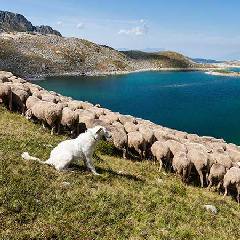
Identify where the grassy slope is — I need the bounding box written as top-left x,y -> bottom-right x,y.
1,106 -> 240,240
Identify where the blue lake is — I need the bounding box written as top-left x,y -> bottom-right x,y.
34,70 -> 240,144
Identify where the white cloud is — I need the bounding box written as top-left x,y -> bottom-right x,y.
118,23 -> 149,36
76,23 -> 85,29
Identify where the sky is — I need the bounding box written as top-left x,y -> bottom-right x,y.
1,0 -> 240,60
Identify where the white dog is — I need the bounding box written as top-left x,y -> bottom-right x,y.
22,126 -> 111,175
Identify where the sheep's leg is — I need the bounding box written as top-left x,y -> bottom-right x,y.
123,148 -> 127,159
182,168 -> 188,183
42,121 -> 46,129
158,159 -> 163,172
9,92 -> 13,111
223,186 -> 228,198
217,181 -> 222,194
207,177 -> 213,191
236,183 -> 240,204
199,171 -> 204,187
21,104 -> 26,116
51,126 -> 56,135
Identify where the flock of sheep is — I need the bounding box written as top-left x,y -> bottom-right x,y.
1,70 -> 240,203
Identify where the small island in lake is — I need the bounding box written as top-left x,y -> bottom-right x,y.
206,69 -> 240,77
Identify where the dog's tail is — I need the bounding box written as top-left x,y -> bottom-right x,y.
21,152 -> 47,164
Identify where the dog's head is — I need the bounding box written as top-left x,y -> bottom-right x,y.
92,125 -> 112,141
25,109 -> 33,120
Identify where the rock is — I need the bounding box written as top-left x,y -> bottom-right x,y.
203,204 -> 218,214
62,181 -> 71,188
34,25 -> 62,37
0,10 -> 34,32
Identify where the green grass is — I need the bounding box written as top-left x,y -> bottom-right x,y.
1,106 -> 240,240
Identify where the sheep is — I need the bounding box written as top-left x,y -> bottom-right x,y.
25,101 -> 63,135
88,106 -> 105,118
207,163 -> 226,191
26,95 -> 41,111
119,114 -> 137,125
226,148 -> 240,164
7,83 -> 30,115
68,100 -> 93,111
127,131 -> 145,159
187,143 -> 211,187
223,167 -> 240,203
109,122 -> 128,158
211,149 -> 233,170
153,128 -> 179,142
187,133 -> 201,142
138,124 -> 155,158
23,82 -> 43,95
99,112 -> 120,125
0,83 -> 12,110
124,121 -> 139,133
75,109 -> 97,132
165,140 -> 187,156
60,107 -> 79,136
174,130 -> 188,139
172,152 -> 192,182
0,75 -> 10,83
0,71 -> 13,79
151,141 -> 171,171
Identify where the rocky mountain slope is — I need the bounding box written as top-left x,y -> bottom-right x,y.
0,32 -> 203,77
0,10 -> 204,77
0,10 -> 61,36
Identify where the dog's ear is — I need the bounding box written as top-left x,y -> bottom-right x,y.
95,127 -> 103,134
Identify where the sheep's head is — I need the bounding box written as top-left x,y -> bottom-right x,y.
25,109 -> 33,120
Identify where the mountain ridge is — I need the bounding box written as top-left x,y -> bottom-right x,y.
0,10 -> 61,36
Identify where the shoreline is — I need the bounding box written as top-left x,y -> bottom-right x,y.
27,67 -> 219,81
205,71 -> 240,77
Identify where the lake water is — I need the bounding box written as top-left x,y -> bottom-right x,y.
34,70 -> 240,144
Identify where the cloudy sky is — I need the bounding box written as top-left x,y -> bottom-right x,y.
1,0 -> 240,60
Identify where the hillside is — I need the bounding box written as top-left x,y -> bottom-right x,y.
0,32 -> 203,77
0,32 -> 132,77
0,10 -> 204,77
1,106 -> 240,239
123,50 -> 198,69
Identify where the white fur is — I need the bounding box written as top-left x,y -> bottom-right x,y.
22,126 -> 111,175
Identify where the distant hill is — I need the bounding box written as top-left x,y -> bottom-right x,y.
123,50 -> 198,69
118,48 -> 165,53
0,10 -> 61,36
192,58 -> 223,64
